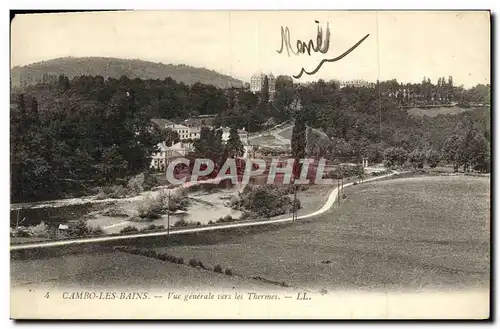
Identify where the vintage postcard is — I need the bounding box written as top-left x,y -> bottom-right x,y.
10,10 -> 490,319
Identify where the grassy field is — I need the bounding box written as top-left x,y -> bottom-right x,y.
153,175 -> 490,291
248,134 -> 288,147
11,174 -> 489,292
407,106 -> 471,117
10,247 -> 272,290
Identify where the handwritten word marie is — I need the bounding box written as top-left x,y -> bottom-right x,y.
277,20 -> 370,79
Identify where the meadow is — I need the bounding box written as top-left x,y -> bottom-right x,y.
153,175 -> 490,291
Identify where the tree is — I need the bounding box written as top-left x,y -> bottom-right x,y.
469,131 -> 490,172
408,149 -> 425,170
193,127 -> 214,158
273,75 -> 295,120
426,149 -> 440,168
261,75 -> 269,103
442,134 -> 465,172
225,127 -> 244,158
161,127 -> 180,147
291,113 -> 306,160
383,147 -> 407,168
364,143 -> 385,164
98,145 -> 128,183
305,127 -> 318,157
291,111 -> 307,178
212,128 -> 225,166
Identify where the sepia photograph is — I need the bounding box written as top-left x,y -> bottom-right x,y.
9,9 -> 491,319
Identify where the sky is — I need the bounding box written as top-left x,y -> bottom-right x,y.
11,11 -> 490,88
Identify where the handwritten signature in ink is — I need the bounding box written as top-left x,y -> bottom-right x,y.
277,21 -> 370,79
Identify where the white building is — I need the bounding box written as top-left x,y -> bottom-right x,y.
150,141 -> 193,171
164,121 -> 201,141
218,127 -> 252,158
219,127 -> 249,145
339,79 -> 375,89
167,123 -> 190,141
250,72 -> 276,100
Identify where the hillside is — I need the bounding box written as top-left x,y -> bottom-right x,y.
10,57 -> 243,89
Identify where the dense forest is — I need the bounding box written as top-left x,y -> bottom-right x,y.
10,73 -> 490,202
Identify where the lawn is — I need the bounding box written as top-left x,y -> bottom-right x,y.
276,126 -> 293,140
248,134 -> 288,147
407,106 -> 471,117
154,175 -> 490,292
10,247 -> 270,290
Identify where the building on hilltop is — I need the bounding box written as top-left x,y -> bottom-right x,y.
250,72 -> 276,101
339,79 -> 375,89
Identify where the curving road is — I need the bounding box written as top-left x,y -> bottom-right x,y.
10,171 -> 399,251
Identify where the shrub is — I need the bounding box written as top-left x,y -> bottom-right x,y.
196,221 -> 201,226
197,260 -> 205,269
224,269 -> 233,276
208,220 -> 213,225
140,224 -> 165,232
129,248 -> 141,255
143,172 -> 160,191
102,206 -> 129,217
176,258 -> 184,264
408,149 -> 426,170
127,173 -> 145,194
137,196 -> 164,219
229,195 -> 241,208
157,188 -> 190,212
11,226 -> 32,238
157,253 -> 167,261
239,212 -> 252,221
239,185 -> 304,218
426,149 -> 441,168
94,188 -> 108,200
120,225 -> 139,234
215,215 -> 237,223
173,219 -> 189,227
383,147 -> 408,168
107,185 -> 129,199
29,221 -> 50,238
214,264 -> 223,273
89,226 -> 104,236
67,219 -> 90,237
189,258 -> 197,267
144,250 -> 157,258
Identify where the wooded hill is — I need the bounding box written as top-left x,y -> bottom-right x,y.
11,57 -> 243,89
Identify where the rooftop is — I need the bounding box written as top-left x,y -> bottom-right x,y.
218,126 -> 247,134
251,72 -> 275,79
150,118 -> 174,129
